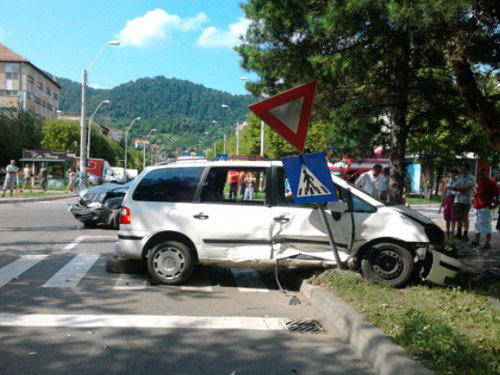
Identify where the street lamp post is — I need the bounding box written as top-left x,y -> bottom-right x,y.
221,104 -> 241,155
87,99 -> 110,158
143,129 -> 156,169
79,40 -> 120,189
123,117 -> 141,181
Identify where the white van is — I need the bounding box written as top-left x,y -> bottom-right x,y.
114,159 -> 461,287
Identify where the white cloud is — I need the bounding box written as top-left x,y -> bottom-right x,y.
118,9 -> 208,47
197,18 -> 250,48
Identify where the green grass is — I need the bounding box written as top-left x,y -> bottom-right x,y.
407,195 -> 442,205
316,270 -> 500,375
0,192 -> 70,198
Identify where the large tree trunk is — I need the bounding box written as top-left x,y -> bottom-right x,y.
449,36 -> 500,152
388,105 -> 409,205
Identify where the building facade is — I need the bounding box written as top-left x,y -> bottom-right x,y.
0,43 -> 60,120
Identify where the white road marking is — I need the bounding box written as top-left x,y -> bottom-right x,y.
0,255 -> 48,287
0,313 -> 286,330
63,235 -> 116,251
113,274 -> 147,290
43,254 -> 100,288
180,285 -> 214,292
231,268 -> 269,293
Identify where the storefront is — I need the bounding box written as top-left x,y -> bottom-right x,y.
20,149 -> 75,187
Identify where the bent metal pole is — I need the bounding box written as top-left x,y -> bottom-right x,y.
316,202 -> 343,269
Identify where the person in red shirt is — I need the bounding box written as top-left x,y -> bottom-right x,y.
471,169 -> 499,249
228,171 -> 239,200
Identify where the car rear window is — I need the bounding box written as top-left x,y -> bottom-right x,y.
132,167 -> 204,202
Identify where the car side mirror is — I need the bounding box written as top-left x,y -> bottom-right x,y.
327,200 -> 349,213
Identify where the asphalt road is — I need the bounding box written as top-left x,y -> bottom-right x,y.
0,198 -> 375,375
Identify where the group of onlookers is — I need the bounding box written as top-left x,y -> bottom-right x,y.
354,164 -> 391,202
440,164 -> 499,249
1,159 -> 50,197
228,171 -> 258,201
1,159 -> 77,197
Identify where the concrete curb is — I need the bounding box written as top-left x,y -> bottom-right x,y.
300,280 -> 432,375
0,194 -> 76,204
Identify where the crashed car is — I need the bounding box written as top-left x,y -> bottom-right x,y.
68,181 -> 132,229
113,159 -> 461,287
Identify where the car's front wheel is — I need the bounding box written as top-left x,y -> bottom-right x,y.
147,241 -> 194,285
361,242 -> 414,287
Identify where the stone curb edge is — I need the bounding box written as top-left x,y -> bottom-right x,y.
0,194 -> 77,204
300,280 -> 433,375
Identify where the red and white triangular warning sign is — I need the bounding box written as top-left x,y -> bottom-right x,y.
248,81 -> 317,152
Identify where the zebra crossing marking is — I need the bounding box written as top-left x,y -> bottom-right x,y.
180,285 -> 214,292
113,274 -> 148,290
0,313 -> 286,330
43,254 -> 100,288
0,255 -> 48,287
231,268 -> 269,293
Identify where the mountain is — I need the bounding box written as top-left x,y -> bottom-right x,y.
57,76 -> 255,150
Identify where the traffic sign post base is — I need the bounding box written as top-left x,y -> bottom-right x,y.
316,203 -> 344,270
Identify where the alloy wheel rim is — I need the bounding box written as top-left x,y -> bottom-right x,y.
153,247 -> 185,280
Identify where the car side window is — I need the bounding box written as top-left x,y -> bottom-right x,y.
337,186 -> 376,213
201,167 -> 267,205
276,167 -> 314,207
132,167 -> 204,202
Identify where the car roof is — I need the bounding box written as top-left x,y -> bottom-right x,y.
151,159 -> 279,169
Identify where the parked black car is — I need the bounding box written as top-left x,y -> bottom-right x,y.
68,181 -> 132,229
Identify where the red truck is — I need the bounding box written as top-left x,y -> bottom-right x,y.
75,158 -> 118,185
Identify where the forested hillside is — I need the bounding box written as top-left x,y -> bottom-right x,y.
57,76 -> 254,151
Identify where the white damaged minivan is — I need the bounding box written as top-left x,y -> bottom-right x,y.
114,159 -> 462,287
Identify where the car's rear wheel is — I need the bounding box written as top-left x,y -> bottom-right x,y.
147,241 -> 194,285
361,242 -> 414,287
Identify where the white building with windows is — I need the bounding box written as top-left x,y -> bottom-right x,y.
0,43 -> 60,119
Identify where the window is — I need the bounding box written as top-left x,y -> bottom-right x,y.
0,90 -> 18,96
37,82 -> 43,90
46,87 -> 51,96
200,167 -> 268,205
27,75 -> 34,84
47,103 -> 53,111
53,93 -> 58,100
34,95 -> 41,105
132,167 -> 204,202
6,72 -> 19,79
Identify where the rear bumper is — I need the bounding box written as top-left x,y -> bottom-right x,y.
114,234 -> 144,260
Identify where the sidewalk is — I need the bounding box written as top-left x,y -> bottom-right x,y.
0,193 -> 76,204
411,204 -> 500,274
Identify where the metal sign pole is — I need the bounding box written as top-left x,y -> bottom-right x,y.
316,203 -> 344,269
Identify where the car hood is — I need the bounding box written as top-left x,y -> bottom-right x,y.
79,182 -> 131,203
391,205 -> 433,225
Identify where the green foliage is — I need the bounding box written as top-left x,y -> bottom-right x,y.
58,76 -> 254,153
0,110 -> 43,166
41,120 -> 124,165
318,270 -> 500,375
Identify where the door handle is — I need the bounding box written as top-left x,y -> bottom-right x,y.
274,215 -> 290,223
193,213 -> 209,220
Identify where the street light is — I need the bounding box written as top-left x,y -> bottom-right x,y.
79,40 -> 120,189
240,76 -> 265,156
124,117 -> 141,180
221,103 -> 241,155
87,99 -> 110,157
143,128 -> 157,169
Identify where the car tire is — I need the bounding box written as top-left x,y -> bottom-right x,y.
147,241 -> 194,285
105,254 -> 146,274
361,242 -> 414,287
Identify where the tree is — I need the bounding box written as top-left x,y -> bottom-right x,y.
0,110 -> 42,166
237,0 -> 494,204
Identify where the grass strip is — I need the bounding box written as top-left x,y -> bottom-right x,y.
316,270 -> 500,375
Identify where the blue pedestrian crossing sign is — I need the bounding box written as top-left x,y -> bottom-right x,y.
281,152 -> 338,204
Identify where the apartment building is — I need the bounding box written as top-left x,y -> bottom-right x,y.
0,43 -> 60,119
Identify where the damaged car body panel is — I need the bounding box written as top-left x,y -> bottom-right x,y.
68,182 -> 131,228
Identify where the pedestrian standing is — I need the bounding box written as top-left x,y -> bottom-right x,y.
439,168 -> 459,237
238,171 -> 246,199
23,163 -> 33,192
378,167 -> 390,202
452,164 -> 475,241
66,168 -> 77,193
228,170 -> 239,200
1,160 -> 19,197
244,172 -> 256,201
470,169 -> 499,249
355,164 -> 383,198
38,166 -> 49,192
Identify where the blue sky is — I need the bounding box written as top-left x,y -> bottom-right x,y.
0,0 -> 256,94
